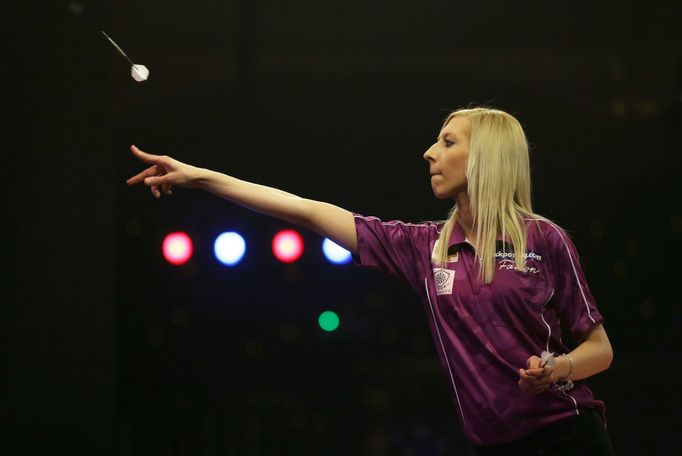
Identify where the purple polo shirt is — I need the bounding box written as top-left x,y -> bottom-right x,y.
352,214 -> 606,445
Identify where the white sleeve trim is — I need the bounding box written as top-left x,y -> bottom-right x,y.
353,214 -> 440,230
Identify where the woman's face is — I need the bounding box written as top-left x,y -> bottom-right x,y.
423,116 -> 470,200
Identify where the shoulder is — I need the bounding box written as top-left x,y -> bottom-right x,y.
352,213 -> 444,254
352,214 -> 443,239
524,217 -> 572,245
524,217 -> 581,269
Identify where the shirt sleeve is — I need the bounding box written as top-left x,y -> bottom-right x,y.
544,222 -> 605,340
352,213 -> 435,291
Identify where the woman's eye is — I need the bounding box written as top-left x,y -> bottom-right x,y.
444,139 -> 454,147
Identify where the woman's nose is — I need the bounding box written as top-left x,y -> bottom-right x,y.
423,144 -> 436,162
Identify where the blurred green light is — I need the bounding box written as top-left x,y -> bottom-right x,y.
318,311 -> 340,332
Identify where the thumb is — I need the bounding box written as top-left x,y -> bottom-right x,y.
526,356 -> 541,369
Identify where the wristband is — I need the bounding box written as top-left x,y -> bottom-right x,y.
553,353 -> 574,392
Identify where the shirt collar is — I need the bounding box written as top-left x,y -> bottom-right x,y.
447,221 -> 510,250
448,221 -> 467,247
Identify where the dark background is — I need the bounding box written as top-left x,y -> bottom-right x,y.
3,1 -> 681,454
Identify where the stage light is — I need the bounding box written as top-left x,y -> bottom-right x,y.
214,231 -> 246,266
322,238 -> 352,264
318,310 -> 340,332
162,232 -> 193,266
272,229 -> 304,263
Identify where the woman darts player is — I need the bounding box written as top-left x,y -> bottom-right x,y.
127,107 -> 615,454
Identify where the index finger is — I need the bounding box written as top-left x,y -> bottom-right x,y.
126,165 -> 157,185
130,145 -> 160,164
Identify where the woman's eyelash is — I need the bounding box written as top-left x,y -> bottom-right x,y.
444,139 -> 454,146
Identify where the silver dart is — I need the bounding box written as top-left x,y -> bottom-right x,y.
101,30 -> 149,81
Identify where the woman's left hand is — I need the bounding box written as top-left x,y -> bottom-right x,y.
518,355 -> 554,394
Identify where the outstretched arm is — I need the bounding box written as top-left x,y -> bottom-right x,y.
126,145 -> 358,254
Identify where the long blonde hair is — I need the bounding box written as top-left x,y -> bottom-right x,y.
432,107 -> 542,283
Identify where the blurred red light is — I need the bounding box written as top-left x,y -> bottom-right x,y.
272,229 -> 304,263
162,232 -> 193,266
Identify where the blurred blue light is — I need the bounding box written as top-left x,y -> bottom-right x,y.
322,238 -> 352,265
214,232 -> 246,266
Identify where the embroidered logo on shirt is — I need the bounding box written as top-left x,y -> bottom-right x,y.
433,268 -> 455,295
495,251 -> 543,274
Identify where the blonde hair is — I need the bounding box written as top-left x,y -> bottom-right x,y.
432,107 -> 543,283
